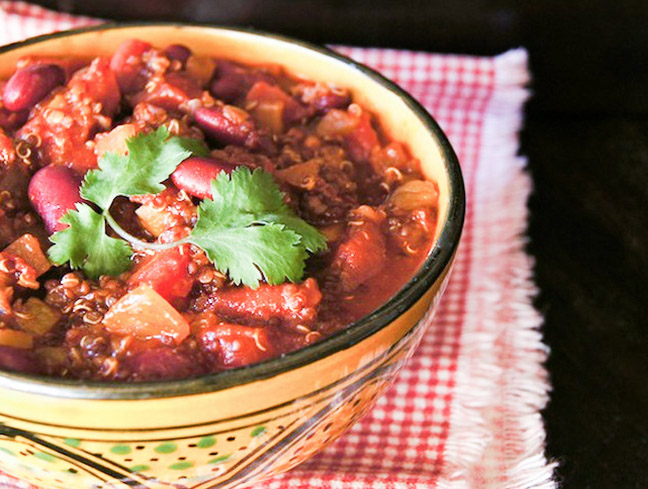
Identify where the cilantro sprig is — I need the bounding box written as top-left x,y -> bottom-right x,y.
189,168 -> 326,287
48,126 -> 327,287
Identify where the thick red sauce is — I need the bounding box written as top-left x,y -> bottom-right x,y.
0,40 -> 438,381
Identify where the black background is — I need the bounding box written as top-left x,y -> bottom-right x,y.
29,1 -> 648,487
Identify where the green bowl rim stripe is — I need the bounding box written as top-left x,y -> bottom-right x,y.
0,22 -> 465,400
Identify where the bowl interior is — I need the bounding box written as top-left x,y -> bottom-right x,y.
0,24 -> 464,401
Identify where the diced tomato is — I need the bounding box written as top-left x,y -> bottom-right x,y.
127,247 -> 194,305
110,39 -> 152,93
332,209 -> 387,291
103,284 -> 190,344
345,105 -> 380,163
208,278 -> 322,324
199,323 -> 275,368
68,57 -> 121,117
0,252 -> 39,290
17,58 -> 121,171
3,234 -> 50,276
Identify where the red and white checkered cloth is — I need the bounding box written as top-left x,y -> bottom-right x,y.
0,2 -> 556,488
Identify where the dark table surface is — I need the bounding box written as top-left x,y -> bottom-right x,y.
28,1 -> 648,487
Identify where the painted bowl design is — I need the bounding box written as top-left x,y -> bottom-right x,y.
0,24 -> 464,489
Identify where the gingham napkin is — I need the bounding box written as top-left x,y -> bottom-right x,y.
0,2 -> 556,488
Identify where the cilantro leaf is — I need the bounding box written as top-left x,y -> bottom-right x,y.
208,166 -> 285,216
208,167 -> 326,252
259,213 -> 327,254
48,204 -> 133,279
81,126 -> 208,207
48,129 -> 325,286
191,219 -> 306,288
188,168 -> 327,287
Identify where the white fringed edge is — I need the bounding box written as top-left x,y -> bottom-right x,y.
437,49 -> 557,489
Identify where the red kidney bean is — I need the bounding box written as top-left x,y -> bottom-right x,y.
312,92 -> 351,113
209,61 -> 278,103
28,165 -> 83,234
128,348 -> 202,381
3,64 -> 65,112
208,278 -> 322,324
199,323 -> 275,368
0,346 -> 39,374
209,61 -> 248,102
0,107 -> 28,131
193,106 -> 259,148
164,44 -> 192,66
110,38 -> 152,93
171,156 -> 237,199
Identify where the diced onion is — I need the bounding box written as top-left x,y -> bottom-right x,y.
389,179 -> 439,211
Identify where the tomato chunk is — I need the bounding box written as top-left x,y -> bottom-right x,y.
103,285 -> 190,344
68,57 -> 121,117
199,323 -> 275,368
208,278 -> 322,324
345,105 -> 380,163
127,247 -> 194,306
17,58 -> 120,170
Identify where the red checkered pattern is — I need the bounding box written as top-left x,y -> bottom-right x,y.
0,3 -> 555,488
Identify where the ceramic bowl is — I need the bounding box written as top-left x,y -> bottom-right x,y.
0,23 -> 464,489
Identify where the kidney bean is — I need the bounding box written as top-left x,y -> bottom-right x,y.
0,108 -> 28,131
131,72 -> 202,111
332,213 -> 386,291
3,63 -> 65,112
208,278 -> 322,324
0,346 -> 39,374
28,165 -> 83,233
199,323 -> 275,368
164,44 -> 192,66
209,61 -> 277,103
171,156 -> 237,199
110,38 -> 152,93
128,348 -> 202,381
312,91 -> 351,113
194,106 -> 260,148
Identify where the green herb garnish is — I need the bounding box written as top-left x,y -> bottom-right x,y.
48,127 -> 327,287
